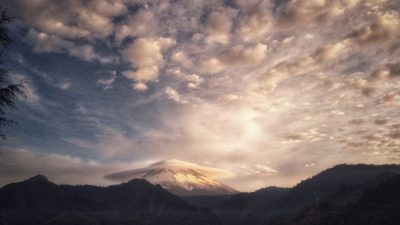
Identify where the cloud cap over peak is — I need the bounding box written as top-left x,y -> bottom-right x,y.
104,159 -> 235,182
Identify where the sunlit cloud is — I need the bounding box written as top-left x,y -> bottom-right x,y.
105,159 -> 235,182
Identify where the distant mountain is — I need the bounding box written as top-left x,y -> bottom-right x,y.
140,168 -> 237,196
106,160 -> 238,196
0,175 -> 221,225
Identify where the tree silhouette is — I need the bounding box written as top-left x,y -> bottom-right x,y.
0,8 -> 26,140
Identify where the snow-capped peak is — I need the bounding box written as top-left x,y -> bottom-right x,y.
105,159 -> 238,196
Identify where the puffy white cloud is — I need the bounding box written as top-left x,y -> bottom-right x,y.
123,37 -> 175,89
167,69 -> 204,89
115,9 -> 158,44
1,0 -> 130,67
133,82 -> 149,91
165,87 -> 188,104
185,74 -> 204,89
76,9 -> 114,36
11,0 -> 127,38
205,10 -> 236,44
172,51 -> 193,68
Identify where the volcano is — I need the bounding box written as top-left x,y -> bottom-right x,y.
105,159 -> 238,196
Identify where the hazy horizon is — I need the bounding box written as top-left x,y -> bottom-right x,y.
1,0 -> 399,192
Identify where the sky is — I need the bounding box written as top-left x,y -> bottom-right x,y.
0,0 -> 399,192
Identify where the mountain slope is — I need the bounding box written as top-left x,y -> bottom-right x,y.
293,174 -> 400,225
106,160 -> 238,196
141,168 -> 237,196
218,186 -> 289,211
0,175 -> 221,225
209,164 -> 400,225
271,164 -> 400,211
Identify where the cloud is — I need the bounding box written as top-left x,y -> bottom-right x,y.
26,29 -> 114,63
379,90 -> 400,106
55,81 -> 72,90
374,118 -> 389,125
349,119 -> 366,125
9,72 -> 40,104
0,148 -> 119,186
275,0 -> 355,27
2,0 -> 128,66
65,127 -> 140,160
97,71 -> 117,90
205,9 -> 236,44
237,1 -> 272,42
171,51 -> 194,68
186,74 -> 204,89
276,0 -> 328,26
8,0 -> 127,39
311,41 -> 347,63
123,38 -> 175,90
167,69 -> 204,89
115,9 -> 158,44
369,62 -> 400,81
133,82 -> 149,91
104,159 -> 235,182
202,44 -> 267,73
346,12 -> 398,45
261,40 -> 348,91
165,87 -> 188,104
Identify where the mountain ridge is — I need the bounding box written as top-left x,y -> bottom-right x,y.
2,163 -> 400,225
0,175 -> 221,225
140,168 -> 238,196
105,159 -> 238,196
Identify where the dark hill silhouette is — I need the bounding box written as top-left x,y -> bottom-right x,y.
209,186 -> 290,225
0,175 -> 220,225
293,174 -> 400,225
218,186 -> 289,211
188,164 -> 400,225
1,164 -> 400,225
271,164 -> 400,211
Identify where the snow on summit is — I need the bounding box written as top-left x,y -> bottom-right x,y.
105,159 -> 238,196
